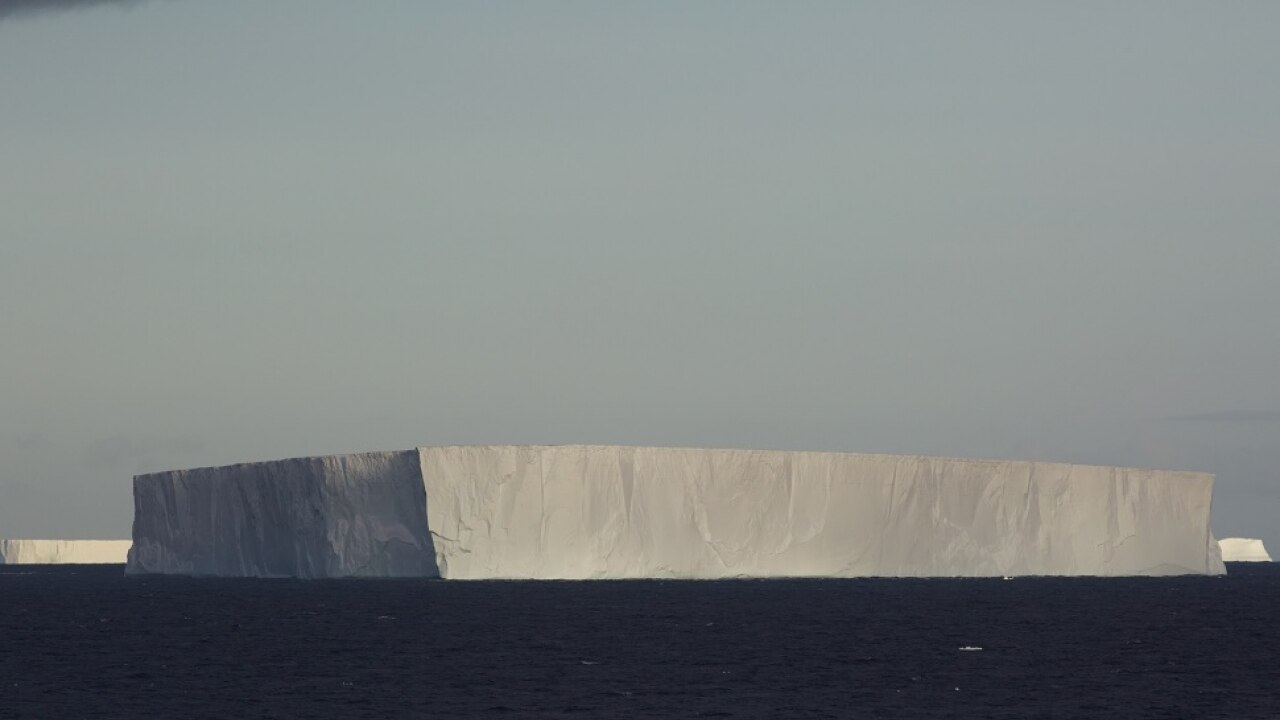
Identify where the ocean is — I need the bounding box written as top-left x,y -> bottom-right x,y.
2,564 -> 1277,719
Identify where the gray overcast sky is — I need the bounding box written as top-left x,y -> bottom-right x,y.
2,1 -> 1277,552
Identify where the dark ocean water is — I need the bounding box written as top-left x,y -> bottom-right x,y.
1,564 -> 1277,719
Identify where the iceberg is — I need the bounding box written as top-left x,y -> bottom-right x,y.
0,539 -> 132,564
127,451 -> 435,578
126,445 -> 1226,579
1218,537 -> 1272,562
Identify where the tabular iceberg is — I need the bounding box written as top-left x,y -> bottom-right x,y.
126,445 -> 1226,579
0,539 -> 132,564
1218,537 -> 1272,562
127,451 -> 435,578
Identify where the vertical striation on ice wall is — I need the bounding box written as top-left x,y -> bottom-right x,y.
0,539 -> 132,564
419,446 -> 1225,579
127,445 -> 1225,578
126,451 -> 436,578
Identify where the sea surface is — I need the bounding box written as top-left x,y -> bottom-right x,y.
1,564 -> 1277,719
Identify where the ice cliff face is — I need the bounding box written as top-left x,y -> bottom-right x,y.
127,451 -> 436,578
422,446 -> 1224,579
0,539 -> 131,564
127,445 -> 1226,579
1218,537 -> 1272,562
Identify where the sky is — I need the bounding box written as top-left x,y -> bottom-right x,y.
1,1 -> 1277,553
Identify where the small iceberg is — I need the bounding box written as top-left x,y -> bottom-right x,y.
1218,538 -> 1272,562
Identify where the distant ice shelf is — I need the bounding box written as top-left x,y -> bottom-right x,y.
126,445 -> 1226,579
0,539 -> 132,564
1218,537 -> 1272,562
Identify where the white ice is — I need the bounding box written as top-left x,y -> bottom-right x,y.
1218,537 -> 1272,562
0,539 -> 132,564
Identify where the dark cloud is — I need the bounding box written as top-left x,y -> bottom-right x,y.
1162,410 -> 1280,424
0,0 -> 145,20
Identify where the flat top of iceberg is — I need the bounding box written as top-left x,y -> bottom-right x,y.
135,444 -> 1213,479
1,538 -> 131,543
